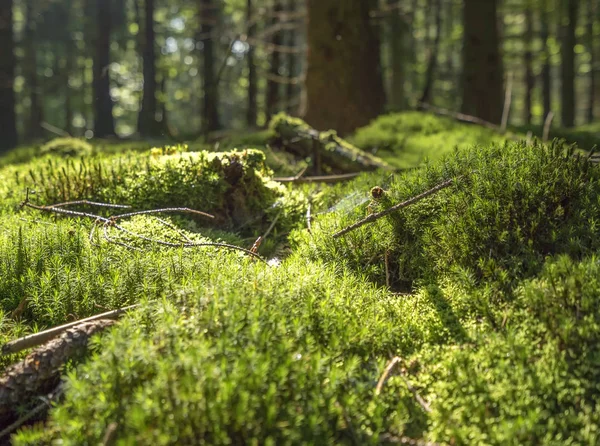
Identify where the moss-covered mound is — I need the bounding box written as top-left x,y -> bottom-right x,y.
294,140 -> 600,292
350,112 -> 510,169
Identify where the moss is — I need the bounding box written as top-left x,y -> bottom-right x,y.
40,137 -> 93,157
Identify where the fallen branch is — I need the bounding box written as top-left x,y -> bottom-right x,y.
500,72 -> 514,133
543,111 -> 554,142
418,102 -> 500,131
274,172 -> 361,183
0,320 -> 115,424
333,178 -> 457,239
1,305 -> 138,356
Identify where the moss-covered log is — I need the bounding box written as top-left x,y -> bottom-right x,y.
269,113 -> 392,173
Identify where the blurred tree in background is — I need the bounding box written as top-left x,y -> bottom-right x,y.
0,0 -> 598,150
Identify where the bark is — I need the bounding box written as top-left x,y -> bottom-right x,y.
199,0 -> 220,134
304,0 -> 385,136
524,0 -> 535,124
461,0 -> 504,124
138,0 -> 160,136
0,0 -> 17,151
541,0 -> 552,121
246,0 -> 257,126
0,320 -> 115,425
586,0 -> 597,123
419,0 -> 442,104
266,0 -> 284,121
93,0 -> 116,137
560,0 -> 579,128
387,0 -> 407,110
24,0 -> 44,140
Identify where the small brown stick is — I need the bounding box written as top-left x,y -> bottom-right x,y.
375,356 -> 431,413
1,305 -> 139,356
333,178 -> 457,239
49,200 -> 131,209
306,203 -> 312,233
260,209 -> 282,246
274,172 -> 360,183
112,207 -> 214,221
543,111 -> 554,142
9,296 -> 29,320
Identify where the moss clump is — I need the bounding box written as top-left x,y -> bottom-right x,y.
40,137 -> 93,157
295,140 -> 600,293
349,112 -> 509,169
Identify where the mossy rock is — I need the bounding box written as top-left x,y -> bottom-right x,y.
40,137 -> 93,157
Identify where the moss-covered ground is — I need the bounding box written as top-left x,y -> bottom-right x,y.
2,112 -> 600,445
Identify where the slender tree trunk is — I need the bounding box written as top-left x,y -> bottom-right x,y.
541,0 -> 552,122
461,0 -> 504,124
199,0 -> 220,134
419,0 -> 442,104
0,0 -> 17,151
93,0 -> 116,137
561,0 -> 579,128
586,0 -> 597,123
24,0 -> 44,140
387,0 -> 407,110
246,0 -> 257,126
285,0 -> 297,115
304,0 -> 386,135
266,0 -> 283,121
524,0 -> 535,124
138,0 -> 160,136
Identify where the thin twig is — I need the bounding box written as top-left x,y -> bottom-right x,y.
273,172 -> 360,183
0,384 -> 64,440
501,71 -> 514,133
112,207 -> 214,221
385,250 -> 391,288
333,178 -> 457,239
49,200 -> 131,209
543,111 -> 554,142
306,203 -> 312,233
1,305 -> 139,356
375,357 -> 431,413
418,102 -> 500,130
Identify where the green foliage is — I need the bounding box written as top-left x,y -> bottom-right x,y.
349,112 -> 509,169
294,140 -> 600,294
39,137 -> 93,157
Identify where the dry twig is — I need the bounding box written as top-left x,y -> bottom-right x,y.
375,357 -> 431,414
333,178 -> 457,239
274,172 -> 360,183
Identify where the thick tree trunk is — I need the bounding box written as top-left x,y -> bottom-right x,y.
586,0 -> 597,123
419,0 -> 442,104
24,0 -> 44,140
93,0 -> 116,137
266,0 -> 283,121
461,0 -> 504,124
138,0 -> 160,136
304,0 -> 385,136
199,0 -> 220,134
387,0 -> 407,110
541,0 -> 552,121
560,0 -> 579,128
524,1 -> 535,124
0,0 -> 17,151
246,0 -> 257,126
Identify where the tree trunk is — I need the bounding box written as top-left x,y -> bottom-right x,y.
586,0 -> 597,123
285,0 -> 298,115
419,0 -> 442,104
246,0 -> 257,126
560,0 -> 579,128
23,0 -> 44,140
541,0 -> 552,122
93,0 -> 116,137
461,0 -> 504,124
138,0 -> 160,136
387,0 -> 407,110
199,0 -> 220,134
0,0 -> 17,151
266,0 -> 283,121
524,0 -> 535,125
304,0 -> 385,136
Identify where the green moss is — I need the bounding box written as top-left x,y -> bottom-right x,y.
39,137 -> 93,157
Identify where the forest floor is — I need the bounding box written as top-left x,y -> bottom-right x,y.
1,112 -> 600,445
